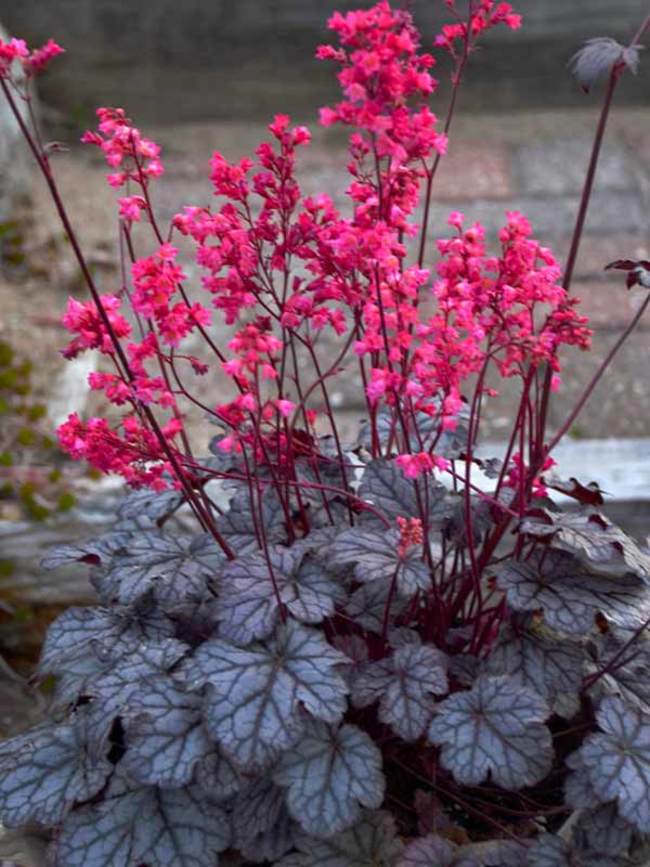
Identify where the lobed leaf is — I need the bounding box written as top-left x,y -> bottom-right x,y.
191,620 -> 349,770
578,695 -> 650,832
519,510 -> 650,581
99,530 -> 222,609
49,774 -> 230,867
428,675 -> 552,789
496,550 -> 650,636
354,644 -> 448,740
330,528 -> 429,598
345,579 -> 407,634
276,811 -> 402,867
217,546 -> 343,644
117,486 -> 183,521
358,458 -> 450,525
587,629 -> 650,714
486,622 -> 584,716
215,488 -> 287,554
122,675 -> 211,787
0,720 -> 111,827
274,720 -> 385,837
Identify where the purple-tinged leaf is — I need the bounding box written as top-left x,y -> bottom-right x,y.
82,638 -> 191,750
49,773 -> 230,867
572,803 -> 633,859
357,406 -> 469,460
40,527 -> 131,571
122,676 -> 211,787
232,778 -> 286,844
276,811 -> 402,867
428,675 -> 552,789
355,644 -> 448,740
217,547 -> 344,644
569,37 -> 642,92
192,620 -> 349,770
117,487 -> 183,521
486,623 -> 584,716
461,839 -> 529,866
579,695 -> 650,832
215,488 -> 287,554
564,750 -> 600,809
496,550 -> 650,636
101,531 -> 220,609
397,834 -> 457,867
38,603 -> 175,680
519,510 -> 650,581
345,579 -> 407,634
194,749 -> 241,802
274,722 -> 385,836
526,833 -> 572,867
359,459 -> 450,524
330,528 -> 429,598
587,630 -> 650,714
240,806 -> 296,862
0,721 -> 111,827
542,474 -> 604,507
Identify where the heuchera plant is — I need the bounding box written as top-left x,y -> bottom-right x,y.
1,3 -> 650,865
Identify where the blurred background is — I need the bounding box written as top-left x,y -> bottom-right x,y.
0,0 -> 648,119
0,0 -> 649,700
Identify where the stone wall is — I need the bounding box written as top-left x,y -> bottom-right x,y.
0,1 -> 647,121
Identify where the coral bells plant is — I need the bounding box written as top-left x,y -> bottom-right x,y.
2,3 -> 650,865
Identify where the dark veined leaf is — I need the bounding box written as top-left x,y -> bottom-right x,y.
462,839 -> 529,866
519,510 -> 650,581
233,778 -> 297,861
232,778 -> 286,846
217,546 -> 344,644
587,629 -> 650,714
215,488 -> 287,554
485,622 -> 584,716
38,603 -> 175,679
354,644 -> 448,740
277,811 -> 402,867
191,620 -> 349,770
240,807 -> 296,863
578,695 -> 650,832
122,675 -> 211,787
49,773 -> 230,867
564,749 -> 600,809
194,749 -> 241,802
345,579 -> 407,634
330,528 -> 429,598
358,458 -> 450,524
0,720 -> 111,827
569,37 -> 642,92
572,803 -> 633,861
117,486 -> 183,521
40,527 -> 131,571
273,720 -> 385,837
81,638 -> 191,752
98,530 -> 222,609
542,474 -> 604,507
496,550 -> 650,636
397,834 -> 457,867
526,833 -> 572,867
428,675 -> 552,789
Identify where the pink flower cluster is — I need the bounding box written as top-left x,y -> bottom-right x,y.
49,0 -> 594,494
58,413 -> 178,490
0,36 -> 63,77
81,107 -> 164,191
61,295 -> 131,360
435,1 -> 521,54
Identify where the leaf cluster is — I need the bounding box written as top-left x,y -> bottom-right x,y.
1,442 -> 649,866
